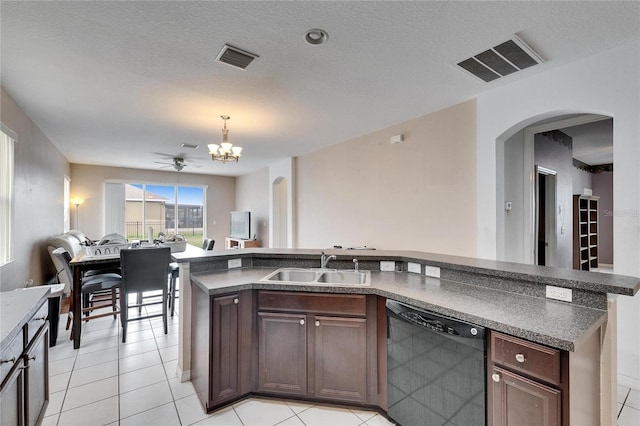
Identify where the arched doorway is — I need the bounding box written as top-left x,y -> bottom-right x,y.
496,113 -> 613,270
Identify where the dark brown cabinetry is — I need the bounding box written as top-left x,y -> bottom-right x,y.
573,195 -> 599,271
257,291 -> 373,404
0,300 -> 49,426
191,290 -> 254,410
313,316 -> 367,402
488,331 -> 567,426
257,312 -> 307,396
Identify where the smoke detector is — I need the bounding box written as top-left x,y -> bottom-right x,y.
215,44 -> 259,70
455,35 -> 544,83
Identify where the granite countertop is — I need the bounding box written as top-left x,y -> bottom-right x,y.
190,267 -> 607,352
174,248 -> 640,296
0,287 -> 50,353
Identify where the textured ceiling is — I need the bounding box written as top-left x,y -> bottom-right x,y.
1,1 -> 638,176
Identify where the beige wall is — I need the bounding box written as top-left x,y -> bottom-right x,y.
235,167 -> 270,246
0,87 -> 70,291
70,164 -> 235,248
295,99 -> 477,254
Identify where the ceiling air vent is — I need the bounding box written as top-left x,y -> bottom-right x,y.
215,44 -> 259,70
455,35 -> 544,83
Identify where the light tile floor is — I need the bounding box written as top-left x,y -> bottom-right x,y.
43,299 -> 394,426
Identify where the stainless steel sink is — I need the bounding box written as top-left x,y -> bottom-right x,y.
316,270 -> 370,285
265,269 -> 318,282
261,268 -> 370,286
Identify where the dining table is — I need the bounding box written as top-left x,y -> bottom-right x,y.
68,252 -> 121,349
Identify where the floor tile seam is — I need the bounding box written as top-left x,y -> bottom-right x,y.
272,413 -> 304,426
59,390 -> 120,415
118,346 -> 163,363
118,400 -> 179,425
231,405 -> 247,426
118,369 -> 171,392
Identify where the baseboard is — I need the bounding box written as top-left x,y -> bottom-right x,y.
618,374 -> 640,391
177,365 -> 191,383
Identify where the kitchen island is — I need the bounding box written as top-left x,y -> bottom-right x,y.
171,248 -> 639,425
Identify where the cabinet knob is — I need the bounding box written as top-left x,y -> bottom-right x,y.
491,373 -> 501,383
233,298 -> 239,304
315,320 -> 320,327
0,357 -> 16,364
515,353 -> 526,363
299,319 -> 305,325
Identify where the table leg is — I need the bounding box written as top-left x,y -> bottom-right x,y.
73,266 -> 82,349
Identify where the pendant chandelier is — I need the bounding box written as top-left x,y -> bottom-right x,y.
208,115 -> 242,163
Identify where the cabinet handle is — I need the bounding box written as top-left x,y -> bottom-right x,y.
35,316 -> 47,321
315,320 -> 320,327
515,353 -> 526,363
28,355 -> 36,361
233,298 -> 239,304
299,319 -> 305,325
0,357 -> 16,364
492,373 -> 501,383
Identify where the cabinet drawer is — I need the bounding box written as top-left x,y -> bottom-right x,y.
490,332 -> 561,386
258,291 -> 366,316
26,303 -> 48,346
0,335 -> 23,386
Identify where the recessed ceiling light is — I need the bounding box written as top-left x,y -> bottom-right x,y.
305,29 -> 328,45
181,143 -> 199,149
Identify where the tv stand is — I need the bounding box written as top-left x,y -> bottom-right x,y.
225,237 -> 261,249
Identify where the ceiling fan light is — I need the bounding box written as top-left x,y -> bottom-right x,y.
207,143 -> 219,154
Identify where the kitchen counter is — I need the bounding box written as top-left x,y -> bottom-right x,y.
0,286 -> 50,353
171,248 -> 638,387
191,267 -> 606,352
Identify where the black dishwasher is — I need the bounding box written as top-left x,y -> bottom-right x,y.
386,300 -> 486,426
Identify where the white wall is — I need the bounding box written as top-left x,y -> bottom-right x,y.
236,167 -> 270,246
499,130 -> 525,263
593,171 -> 613,265
0,87 -> 70,291
572,167 -> 592,195
477,41 -> 640,388
70,164 -> 235,248
296,100 -> 477,254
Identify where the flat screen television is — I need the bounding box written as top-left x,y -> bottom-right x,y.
230,211 -> 251,240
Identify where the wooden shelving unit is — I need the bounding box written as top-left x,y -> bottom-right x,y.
573,194 -> 599,271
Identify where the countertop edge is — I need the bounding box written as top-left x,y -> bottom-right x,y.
190,268 -> 606,352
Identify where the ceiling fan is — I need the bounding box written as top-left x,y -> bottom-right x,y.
154,156 -> 200,172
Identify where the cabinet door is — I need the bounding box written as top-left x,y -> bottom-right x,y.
489,366 -> 561,426
258,312 -> 307,396
0,358 -> 25,426
313,316 -> 367,403
25,326 -> 49,426
210,294 -> 240,406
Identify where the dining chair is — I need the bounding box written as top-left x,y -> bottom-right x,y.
51,248 -> 121,336
119,247 -> 171,342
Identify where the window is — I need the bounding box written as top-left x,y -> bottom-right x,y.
105,182 -> 206,247
0,128 -> 16,265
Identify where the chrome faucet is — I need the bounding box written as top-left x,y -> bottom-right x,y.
353,258 -> 359,272
320,251 -> 337,269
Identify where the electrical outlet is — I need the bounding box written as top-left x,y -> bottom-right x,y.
424,266 -> 441,278
380,261 -> 395,272
408,262 -> 421,274
546,285 -> 572,302
228,258 -> 242,269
